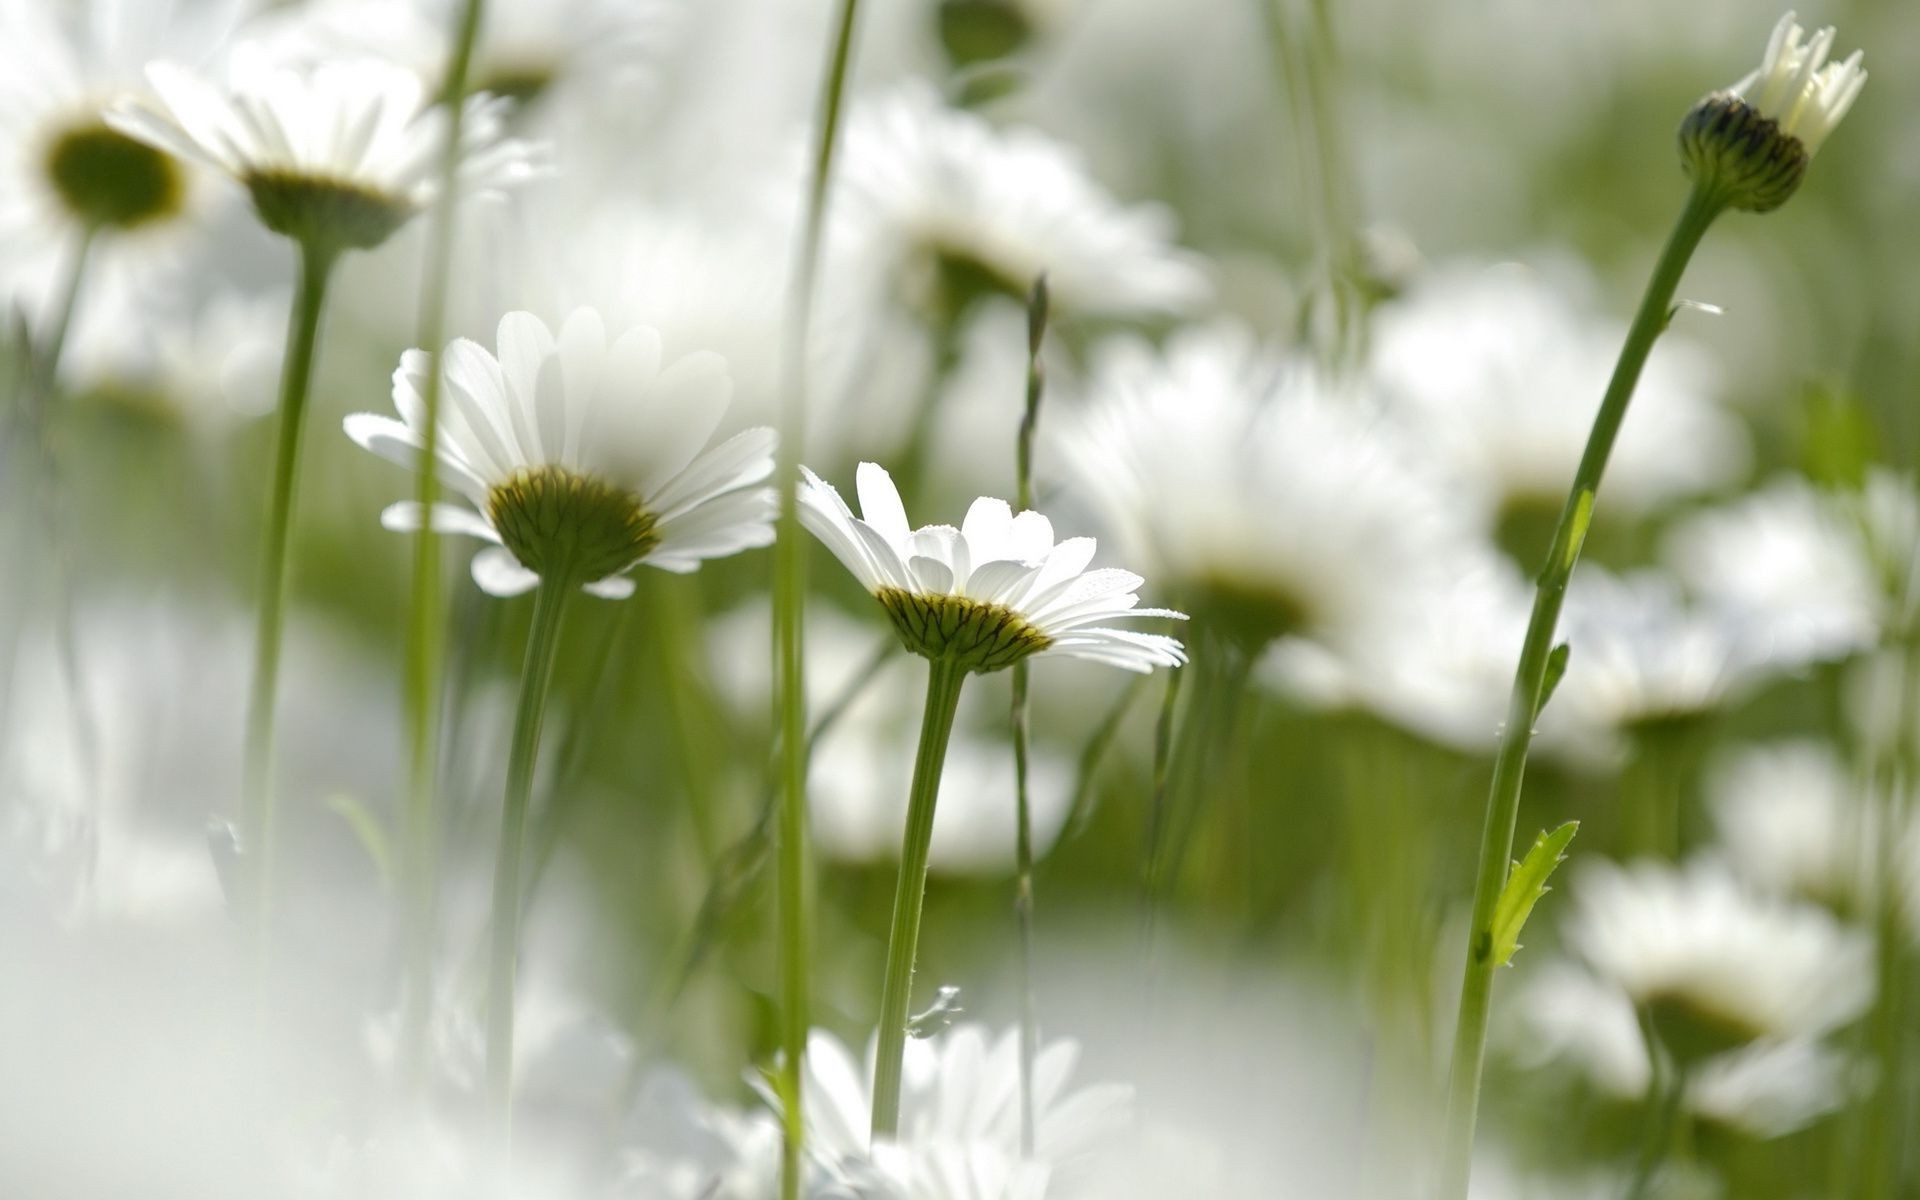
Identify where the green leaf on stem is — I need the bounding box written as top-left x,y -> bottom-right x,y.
1536,642 -> 1571,720
1490,821 -> 1578,967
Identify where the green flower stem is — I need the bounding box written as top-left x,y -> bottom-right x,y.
871,654 -> 969,1140
1625,1052 -> 1688,1200
1010,273 -> 1047,1157
774,0 -> 863,1192
241,237 -> 338,953
399,0 -> 489,1081
1436,182 -> 1723,1200
486,577 -> 571,1129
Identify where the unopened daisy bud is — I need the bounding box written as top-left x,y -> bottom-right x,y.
799,462 -> 1185,675
108,47 -> 540,254
1679,12 -> 1865,213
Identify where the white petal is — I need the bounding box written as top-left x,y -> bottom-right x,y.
378,501 -> 501,542
582,575 -> 637,600
471,545 -> 538,596
855,462 -> 912,550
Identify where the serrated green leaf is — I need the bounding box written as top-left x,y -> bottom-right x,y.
1489,821 -> 1579,967
1536,642 -> 1571,720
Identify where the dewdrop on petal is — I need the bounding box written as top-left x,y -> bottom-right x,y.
1679,12 -> 1865,213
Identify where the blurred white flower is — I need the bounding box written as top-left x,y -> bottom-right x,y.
1062,322 -> 1478,655
1552,569 -> 1795,739
833,83 -> 1208,325
108,43 -> 541,250
346,308 -> 776,598
800,462 -> 1186,674
1662,474 -> 1884,665
1566,858 -> 1872,1056
1510,961 -> 1856,1137
0,0 -> 243,341
1370,259 -> 1746,546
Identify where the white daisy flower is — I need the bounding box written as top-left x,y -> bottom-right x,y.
834,83 -> 1208,326
0,0 -> 242,336
1728,12 -> 1866,157
1061,322 -> 1476,655
345,308 -> 777,599
769,1024 -> 1130,1187
1662,475 -> 1884,666
798,461 -> 1185,675
1679,12 -> 1865,212
1370,259 -> 1746,555
1509,963 -> 1853,1137
107,42 -> 541,251
1566,858 -> 1872,1061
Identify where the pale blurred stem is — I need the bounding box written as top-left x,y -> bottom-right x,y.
1860,628 -> 1920,1200
776,0 -> 864,1192
241,238 -> 338,955
1142,636 -> 1252,939
1259,0 -> 1364,369
1436,183 -> 1722,1200
872,655 -> 969,1141
485,577 -> 570,1131
400,0 -> 489,1081
1626,1023 -> 1688,1200
895,317 -> 965,504
1011,276 -> 1047,1158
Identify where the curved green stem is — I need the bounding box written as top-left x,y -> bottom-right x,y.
871,655 -> 968,1141
1435,184 -> 1722,1200
774,0 -> 864,1191
399,0 -> 490,1082
241,238 -> 337,955
486,578 -> 570,1131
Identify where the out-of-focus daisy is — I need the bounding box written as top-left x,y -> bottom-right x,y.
1062,322 -> 1475,656
1509,963 -> 1853,1137
1550,569 -> 1804,743
108,43 -> 541,252
1566,858 -> 1872,1064
765,1024 -> 1130,1189
1370,260 -> 1746,562
834,83 -> 1208,327
800,461 -> 1185,675
1662,475 -> 1884,665
0,0 -> 242,340
346,308 -> 777,598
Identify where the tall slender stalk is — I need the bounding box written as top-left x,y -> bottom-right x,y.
486,578 -> 571,1131
399,0 -> 490,1077
872,655 -> 969,1141
1009,275 -> 1048,1157
1436,183 -> 1722,1200
241,237 -> 338,956
774,1 -> 864,1192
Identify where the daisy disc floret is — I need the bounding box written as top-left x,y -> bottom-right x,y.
107,45 -> 540,251
1679,12 -> 1865,213
799,463 -> 1185,675
346,308 -> 777,598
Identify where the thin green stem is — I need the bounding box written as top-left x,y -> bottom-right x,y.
241,238 -> 337,957
1626,1017 -> 1688,1200
1435,184 -> 1722,1200
399,0 -> 489,1082
1009,273 -> 1048,1158
485,578 -> 571,1132
871,655 -> 969,1141
774,1 -> 864,1192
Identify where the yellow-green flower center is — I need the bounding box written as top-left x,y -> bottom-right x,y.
244,170 -> 416,251
1191,575 -> 1311,654
469,59 -> 559,107
1644,989 -> 1772,1069
1678,93 -> 1807,214
875,587 -> 1053,674
45,121 -> 185,231
937,0 -> 1035,69
486,465 -> 659,585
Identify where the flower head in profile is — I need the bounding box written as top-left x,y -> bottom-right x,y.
1679,12 -> 1865,212
107,44 -> 540,251
836,84 -> 1207,326
799,462 -> 1185,675
1567,859 -> 1871,1066
346,308 -> 776,598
